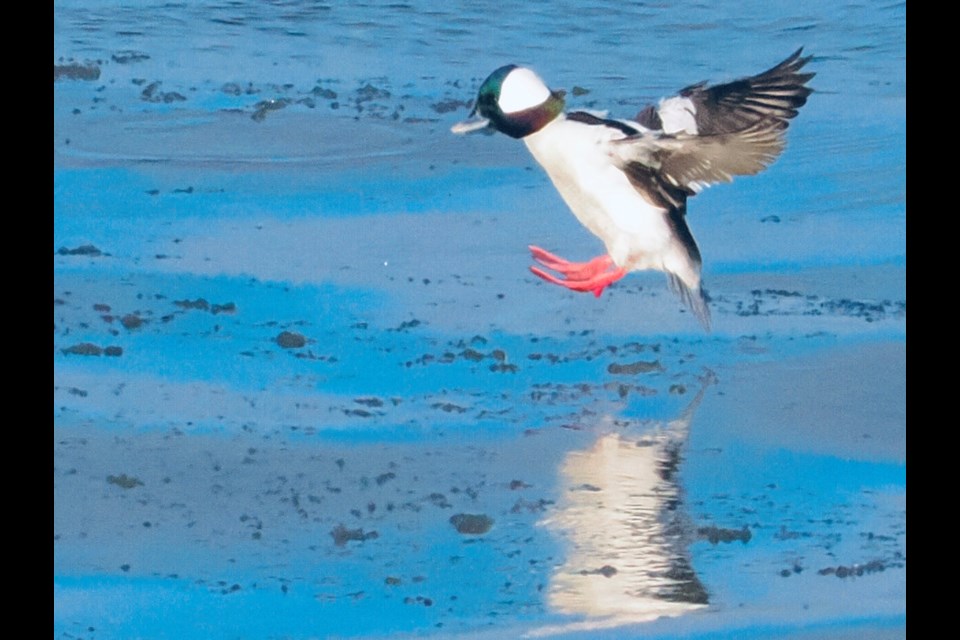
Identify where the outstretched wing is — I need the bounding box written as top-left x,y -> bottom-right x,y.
639,48 -> 815,136
611,119 -> 789,192
622,49 -> 815,192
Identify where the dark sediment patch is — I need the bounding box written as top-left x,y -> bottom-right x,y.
276,331 -> 307,349
343,408 -> 378,418
211,302 -> 236,315
510,498 -> 553,513
174,298 -> 210,311
252,98 -> 292,122
728,289 -> 906,322
171,298 -> 236,315
390,319 -> 422,332
54,62 -> 101,81
427,493 -> 451,508
460,348 -> 484,362
431,402 -> 468,414
818,558 -> 902,578
62,343 -> 103,356
330,524 -> 379,547
608,360 -> 664,375
121,314 -> 144,330
111,51 -> 150,64
107,474 -> 143,489
449,513 -> 494,535
57,244 -> 104,257
355,83 -> 391,103
431,98 -> 471,114
403,595 -> 433,607
141,81 -> 187,103
60,342 -> 123,357
603,381 -> 657,399
698,525 -> 752,544
293,351 -> 336,362
579,565 -> 617,578
221,82 -> 256,96
311,86 -> 338,100
375,472 -> 395,486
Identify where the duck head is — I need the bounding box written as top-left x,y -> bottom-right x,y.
452,65 -> 565,139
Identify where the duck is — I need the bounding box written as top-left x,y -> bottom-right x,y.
451,49 -> 814,329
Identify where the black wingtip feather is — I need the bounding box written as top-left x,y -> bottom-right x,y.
675,49 -> 816,136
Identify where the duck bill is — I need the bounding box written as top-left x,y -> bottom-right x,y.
451,114 -> 491,134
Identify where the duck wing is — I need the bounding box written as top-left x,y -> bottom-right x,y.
640,48 -> 815,136
610,119 -> 790,193
618,49 -> 815,193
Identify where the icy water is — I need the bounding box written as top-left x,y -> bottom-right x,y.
54,1 -> 905,639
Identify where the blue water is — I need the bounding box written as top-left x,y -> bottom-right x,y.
55,2 -> 905,638
54,0 -> 906,255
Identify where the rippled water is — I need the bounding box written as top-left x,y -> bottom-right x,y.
54,0 -> 906,262
54,1 -> 905,96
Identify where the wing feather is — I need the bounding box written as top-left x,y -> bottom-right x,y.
611,119 -> 788,191
635,48 -> 814,137
671,48 -> 815,135
614,50 -> 814,193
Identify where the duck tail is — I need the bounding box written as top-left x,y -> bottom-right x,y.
668,273 -> 712,331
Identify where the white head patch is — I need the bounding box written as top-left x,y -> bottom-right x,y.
499,67 -> 551,114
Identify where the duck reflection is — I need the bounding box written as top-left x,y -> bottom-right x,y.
534,372 -> 715,635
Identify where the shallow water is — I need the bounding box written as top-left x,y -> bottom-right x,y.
54,2 -> 905,638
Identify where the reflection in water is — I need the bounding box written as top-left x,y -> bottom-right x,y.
533,373 -> 715,636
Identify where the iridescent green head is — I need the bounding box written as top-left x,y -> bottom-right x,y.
452,65 -> 565,139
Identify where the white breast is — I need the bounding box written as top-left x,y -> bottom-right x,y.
522,116 -> 674,270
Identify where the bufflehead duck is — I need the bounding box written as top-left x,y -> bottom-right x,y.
452,49 -> 814,329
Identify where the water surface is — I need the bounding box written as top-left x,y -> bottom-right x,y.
54,2 -> 905,638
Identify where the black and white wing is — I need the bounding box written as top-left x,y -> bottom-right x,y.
616,48 -> 815,193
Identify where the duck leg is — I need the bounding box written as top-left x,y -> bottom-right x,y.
528,245 -> 627,297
